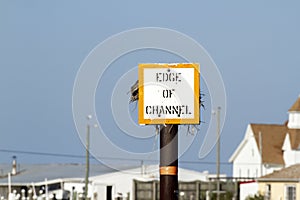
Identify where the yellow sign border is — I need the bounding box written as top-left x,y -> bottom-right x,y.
138,63 -> 200,125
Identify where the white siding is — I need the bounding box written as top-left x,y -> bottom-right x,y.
64,182 -> 85,195
240,182 -> 258,200
282,133 -> 300,167
288,112 -> 300,129
264,165 -> 282,175
90,166 -> 214,200
233,137 -> 261,177
232,125 -> 282,178
232,126 -> 262,178
92,173 -> 133,200
284,150 -> 300,167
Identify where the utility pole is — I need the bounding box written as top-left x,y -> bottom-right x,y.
85,115 -> 91,200
216,107 -> 221,200
160,125 -> 178,200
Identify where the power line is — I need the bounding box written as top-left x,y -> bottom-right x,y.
0,148 -> 236,165
0,149 -> 85,158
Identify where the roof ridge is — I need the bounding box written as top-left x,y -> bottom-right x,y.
250,123 -> 286,127
288,96 -> 300,112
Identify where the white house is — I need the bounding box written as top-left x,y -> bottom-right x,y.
229,96 -> 300,200
229,95 -> 300,178
229,123 -> 285,178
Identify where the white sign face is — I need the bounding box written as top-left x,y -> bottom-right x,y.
138,63 -> 200,125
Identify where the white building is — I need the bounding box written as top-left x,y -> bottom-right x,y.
0,163 -> 120,200
229,96 -> 300,178
0,162 -> 222,200
229,96 -> 300,200
229,123 -> 285,178
90,165 -> 220,200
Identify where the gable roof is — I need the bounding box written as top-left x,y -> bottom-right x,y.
230,96 -> 300,165
289,96 -> 300,112
251,124 -> 287,165
230,123 -> 300,165
259,164 -> 300,181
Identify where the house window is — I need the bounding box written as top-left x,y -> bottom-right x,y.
285,185 -> 296,200
265,184 -> 271,200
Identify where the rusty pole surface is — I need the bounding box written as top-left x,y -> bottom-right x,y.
160,124 -> 178,200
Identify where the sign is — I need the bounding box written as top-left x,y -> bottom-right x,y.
138,63 -> 200,124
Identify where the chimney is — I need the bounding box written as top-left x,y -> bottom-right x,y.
11,156 -> 17,175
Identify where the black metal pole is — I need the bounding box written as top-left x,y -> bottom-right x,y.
160,124 -> 178,200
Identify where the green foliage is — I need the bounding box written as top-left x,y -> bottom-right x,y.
209,191 -> 234,200
245,193 -> 265,200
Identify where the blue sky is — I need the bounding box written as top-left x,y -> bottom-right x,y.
0,1 -> 300,175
